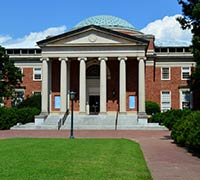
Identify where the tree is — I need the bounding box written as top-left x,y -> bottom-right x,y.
177,0 -> 200,109
0,46 -> 23,103
177,0 -> 200,87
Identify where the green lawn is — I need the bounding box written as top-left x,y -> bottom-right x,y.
0,138 -> 152,180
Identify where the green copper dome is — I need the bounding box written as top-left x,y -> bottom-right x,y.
75,15 -> 135,30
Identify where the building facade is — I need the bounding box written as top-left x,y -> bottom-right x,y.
4,15 -> 195,127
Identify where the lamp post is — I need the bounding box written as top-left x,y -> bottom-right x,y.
69,91 -> 76,139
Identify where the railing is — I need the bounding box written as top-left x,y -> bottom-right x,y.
115,110 -> 119,130
58,109 -> 69,130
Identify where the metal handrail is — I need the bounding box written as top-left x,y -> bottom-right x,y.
58,109 -> 69,130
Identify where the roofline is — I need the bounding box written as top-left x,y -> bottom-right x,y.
37,25 -> 149,46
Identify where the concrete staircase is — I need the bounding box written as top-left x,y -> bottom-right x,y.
11,113 -> 167,130
11,114 -> 64,130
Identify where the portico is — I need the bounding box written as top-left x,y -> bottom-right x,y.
37,18 -> 150,125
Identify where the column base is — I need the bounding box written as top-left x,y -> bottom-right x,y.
34,113 -> 48,125
99,112 -> 107,115
137,112 -> 148,125
119,112 -> 127,115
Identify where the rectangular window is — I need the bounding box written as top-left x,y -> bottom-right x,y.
33,91 -> 41,96
161,67 -> 170,80
181,91 -> 190,109
161,91 -> 171,112
33,67 -> 42,80
182,67 -> 190,80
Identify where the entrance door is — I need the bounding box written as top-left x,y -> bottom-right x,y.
89,96 -> 100,114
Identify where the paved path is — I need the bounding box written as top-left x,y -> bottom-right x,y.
0,130 -> 200,180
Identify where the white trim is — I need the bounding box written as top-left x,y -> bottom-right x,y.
33,67 -> 42,81
181,66 -> 191,80
32,91 -> 41,96
161,90 -> 171,112
161,67 -> 170,80
179,88 -> 191,109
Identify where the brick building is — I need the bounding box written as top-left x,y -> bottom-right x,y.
4,15 -> 195,129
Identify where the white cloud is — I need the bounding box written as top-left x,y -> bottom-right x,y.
141,15 -> 192,46
0,35 -> 12,44
2,26 -> 67,48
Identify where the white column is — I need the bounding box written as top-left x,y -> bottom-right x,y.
137,57 -> 147,115
118,57 -> 127,113
59,57 -> 68,113
78,57 -> 87,114
41,58 -> 49,114
99,57 -> 108,114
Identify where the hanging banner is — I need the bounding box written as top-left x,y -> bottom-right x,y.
129,96 -> 135,109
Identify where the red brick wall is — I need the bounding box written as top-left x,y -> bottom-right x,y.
126,59 -> 138,112
22,68 -> 42,98
145,65 -> 189,109
70,60 -> 79,111
107,59 -> 119,111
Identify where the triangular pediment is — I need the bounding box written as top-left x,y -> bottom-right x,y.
37,25 -> 148,47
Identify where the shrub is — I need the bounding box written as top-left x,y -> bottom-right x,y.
16,107 -> 40,124
151,109 -> 191,130
171,111 -> 200,152
145,101 -> 160,115
0,107 -> 40,130
0,107 -> 18,130
17,94 -> 41,111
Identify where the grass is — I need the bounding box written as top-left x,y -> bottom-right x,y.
0,138 -> 152,180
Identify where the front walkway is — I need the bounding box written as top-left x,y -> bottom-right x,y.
0,130 -> 200,180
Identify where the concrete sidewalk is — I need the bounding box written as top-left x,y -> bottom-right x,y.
0,130 -> 200,180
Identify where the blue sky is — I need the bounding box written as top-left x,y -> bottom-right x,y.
0,0 -> 192,47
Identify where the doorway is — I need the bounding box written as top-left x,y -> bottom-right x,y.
89,96 -> 100,114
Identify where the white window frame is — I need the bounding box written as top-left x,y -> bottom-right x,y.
33,67 -> 42,81
179,89 -> 191,109
32,91 -> 41,96
181,66 -> 190,80
161,67 -> 170,80
161,91 -> 171,112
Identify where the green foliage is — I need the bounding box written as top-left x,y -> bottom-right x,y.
17,94 -> 41,111
0,107 -> 40,130
177,1 -> 200,91
151,109 -> 192,130
0,139 -> 152,180
171,111 -> 200,152
15,107 -> 40,124
0,46 -> 23,99
145,101 -> 160,115
0,107 -> 18,130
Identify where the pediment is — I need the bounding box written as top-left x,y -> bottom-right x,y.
50,30 -> 137,45
38,26 -> 148,47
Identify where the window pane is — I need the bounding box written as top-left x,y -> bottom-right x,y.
34,68 -> 41,80
161,91 -> 171,111
182,67 -> 190,79
162,67 -> 169,80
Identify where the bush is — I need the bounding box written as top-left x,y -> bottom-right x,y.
145,101 -> 160,115
171,111 -> 200,152
0,107 -> 18,130
16,107 -> 40,124
151,109 -> 192,130
0,107 -> 40,130
17,94 -> 41,111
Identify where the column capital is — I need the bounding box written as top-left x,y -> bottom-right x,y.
118,57 -> 127,61
78,57 -> 87,61
40,57 -> 49,62
59,57 -> 68,61
137,57 -> 147,61
98,57 -> 108,61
